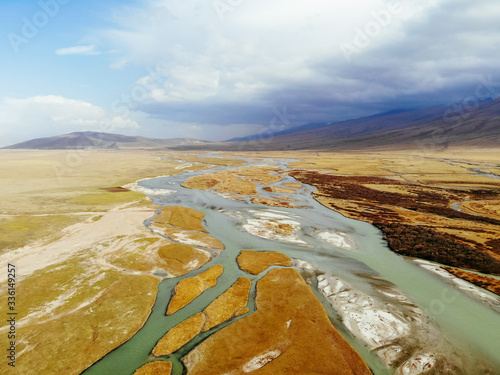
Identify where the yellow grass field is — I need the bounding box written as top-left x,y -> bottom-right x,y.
1,146 -> 499,375
0,150 -> 203,375
0,150 -> 186,251
285,147 -> 500,279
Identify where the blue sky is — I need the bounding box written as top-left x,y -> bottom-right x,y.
1,0 -> 500,146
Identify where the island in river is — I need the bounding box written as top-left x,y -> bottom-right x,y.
0,147 -> 499,375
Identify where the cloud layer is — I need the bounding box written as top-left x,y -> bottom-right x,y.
55,45 -> 100,56
96,0 -> 500,136
3,0 -> 499,145
0,96 -> 139,146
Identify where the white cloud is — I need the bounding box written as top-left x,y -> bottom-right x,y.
97,0 -> 442,108
110,59 -> 128,69
151,64 -> 221,102
0,95 -> 140,146
55,45 -> 100,56
75,0 -> 500,136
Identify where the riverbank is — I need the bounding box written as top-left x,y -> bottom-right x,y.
2,149 -> 499,375
286,148 -> 500,283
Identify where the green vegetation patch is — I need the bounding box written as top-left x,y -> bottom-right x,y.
0,255 -> 121,321
69,190 -> 145,209
14,274 -> 160,375
0,214 -> 85,252
104,237 -> 162,272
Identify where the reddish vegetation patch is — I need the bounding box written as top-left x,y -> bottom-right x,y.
99,187 -> 130,192
289,171 -> 500,225
443,267 -> 500,296
485,238 -> 500,255
289,170 -> 500,276
377,223 -> 500,274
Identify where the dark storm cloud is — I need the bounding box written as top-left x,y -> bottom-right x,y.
123,0 -> 500,139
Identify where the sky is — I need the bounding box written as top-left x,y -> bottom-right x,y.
0,0 -> 499,146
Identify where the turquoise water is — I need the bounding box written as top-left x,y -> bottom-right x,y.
82,158 -> 500,375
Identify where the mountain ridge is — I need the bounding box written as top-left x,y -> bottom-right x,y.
4,98 -> 499,151
173,98 -> 500,151
2,131 -> 212,150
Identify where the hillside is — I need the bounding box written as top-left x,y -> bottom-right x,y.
2,132 -> 211,150
175,98 -> 500,151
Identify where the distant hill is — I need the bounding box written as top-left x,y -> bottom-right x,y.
224,110 -> 420,143
225,122 -> 330,142
2,131 -> 212,150
173,98 -> 500,151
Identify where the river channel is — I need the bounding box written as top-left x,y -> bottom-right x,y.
82,157 -> 500,375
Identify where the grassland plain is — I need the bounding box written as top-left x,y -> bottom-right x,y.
183,268 -> 372,375
175,147 -> 500,293
284,147 -> 500,293
0,149 -> 244,375
0,150 -> 178,250
2,147 -> 499,375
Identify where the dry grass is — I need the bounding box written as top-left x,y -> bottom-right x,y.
181,175 -> 223,190
362,184 -> 419,196
149,206 -> 224,250
0,214 -> 86,252
286,152 -> 395,175
263,186 -> 296,194
157,244 -> 211,277
251,197 -> 301,208
152,206 -> 208,232
0,150 -> 181,251
215,177 -> 258,195
0,150 -> 182,215
0,150 -> 188,375
0,255 -> 119,321
159,227 -> 225,250
168,153 -> 246,167
167,265 -> 224,315
3,147 -> 497,374
133,362 -> 172,375
237,250 -> 292,275
153,313 -> 206,356
182,165 -> 282,198
284,148 -> 500,186
202,277 -> 252,332
460,201 -> 500,221
481,168 -> 500,175
183,268 -> 371,375
103,237 -> 165,272
68,190 -> 146,210
282,182 -> 303,189
8,275 -> 159,375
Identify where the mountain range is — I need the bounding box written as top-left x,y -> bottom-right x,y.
1,132 -> 211,150
3,98 -> 499,151
177,98 -> 500,151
